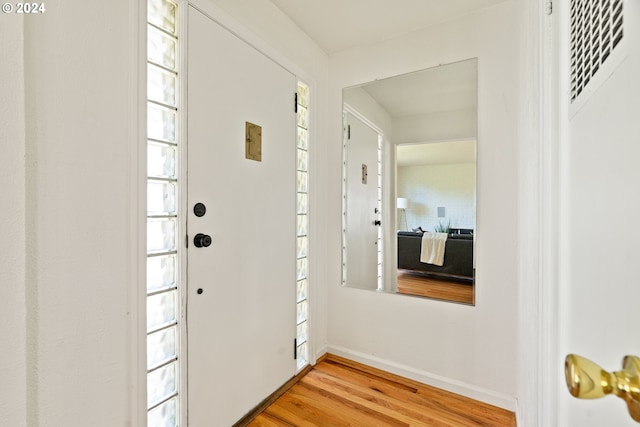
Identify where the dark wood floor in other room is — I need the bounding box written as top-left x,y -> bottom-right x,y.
397,271 -> 474,304
247,354 -> 516,427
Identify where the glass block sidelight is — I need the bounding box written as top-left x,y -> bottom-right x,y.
147,290 -> 177,332
295,82 -> 310,371
376,135 -> 383,289
147,180 -> 177,216
296,236 -> 308,259
147,254 -> 176,292
147,326 -> 178,369
148,103 -> 177,143
296,278 -> 308,303
147,0 -> 180,425
148,25 -> 177,69
296,341 -> 308,366
297,83 -> 309,108
296,105 -> 308,130
296,258 -> 308,282
296,193 -> 308,215
148,396 -> 178,427
147,142 -> 177,179
296,321 -> 308,344
296,214 -> 308,237
147,218 -> 177,254
296,171 -> 308,193
148,64 -> 177,107
297,148 -> 308,171
296,300 -> 308,325
148,0 -> 177,34
297,127 -> 308,150
147,362 -> 178,408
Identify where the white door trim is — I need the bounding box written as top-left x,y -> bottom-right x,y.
516,0 -> 561,425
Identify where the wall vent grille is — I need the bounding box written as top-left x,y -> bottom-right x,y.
570,0 -> 624,102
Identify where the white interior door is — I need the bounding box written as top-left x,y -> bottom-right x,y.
344,112 -> 381,290
558,1 -> 640,425
187,7 -> 297,426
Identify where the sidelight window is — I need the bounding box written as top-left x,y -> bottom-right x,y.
147,0 -> 181,425
296,82 -> 310,371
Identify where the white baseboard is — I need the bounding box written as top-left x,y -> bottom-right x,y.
324,345 -> 518,412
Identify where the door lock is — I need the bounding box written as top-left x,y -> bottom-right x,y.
193,202 -> 207,217
193,233 -> 212,248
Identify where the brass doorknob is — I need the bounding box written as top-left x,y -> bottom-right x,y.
565,354 -> 640,422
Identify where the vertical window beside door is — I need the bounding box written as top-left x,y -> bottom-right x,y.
296,82 -> 310,371
146,0 -> 181,425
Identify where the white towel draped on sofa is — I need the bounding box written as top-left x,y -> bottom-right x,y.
420,232 -> 448,266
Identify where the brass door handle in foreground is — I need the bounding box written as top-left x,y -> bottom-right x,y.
565,354 -> 640,422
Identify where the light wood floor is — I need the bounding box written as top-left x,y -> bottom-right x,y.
397,271 -> 474,304
246,354 -> 516,427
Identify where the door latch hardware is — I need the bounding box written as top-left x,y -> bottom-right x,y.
193,233 -> 212,248
565,354 -> 640,422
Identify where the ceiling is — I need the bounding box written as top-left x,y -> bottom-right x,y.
356,58 -> 477,118
397,140 -> 476,167
268,0 -> 508,55
344,60 -> 477,168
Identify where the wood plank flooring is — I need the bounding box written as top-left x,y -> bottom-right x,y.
246,354 -> 516,427
397,271 -> 474,304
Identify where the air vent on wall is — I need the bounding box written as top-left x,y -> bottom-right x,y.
570,0 -> 624,102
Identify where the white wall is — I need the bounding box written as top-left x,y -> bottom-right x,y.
398,163 -> 476,231
17,1 -> 144,425
327,2 -> 520,409
1,1 -> 329,425
0,14 -> 27,427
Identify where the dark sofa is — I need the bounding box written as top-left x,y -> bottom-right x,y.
397,231 -> 474,280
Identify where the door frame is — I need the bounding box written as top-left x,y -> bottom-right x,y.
516,0 -> 561,425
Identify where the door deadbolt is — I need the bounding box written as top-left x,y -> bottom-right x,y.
193,233 -> 212,248
193,202 -> 206,217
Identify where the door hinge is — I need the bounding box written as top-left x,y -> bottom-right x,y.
546,1 -> 552,15
294,338 -> 297,359
294,92 -> 298,113
347,124 -> 351,139
185,234 -> 189,248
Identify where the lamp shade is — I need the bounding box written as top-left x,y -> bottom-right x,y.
397,198 -> 410,209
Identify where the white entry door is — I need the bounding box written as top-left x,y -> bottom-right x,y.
557,1 -> 640,425
344,112 -> 381,290
187,7 -> 297,426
